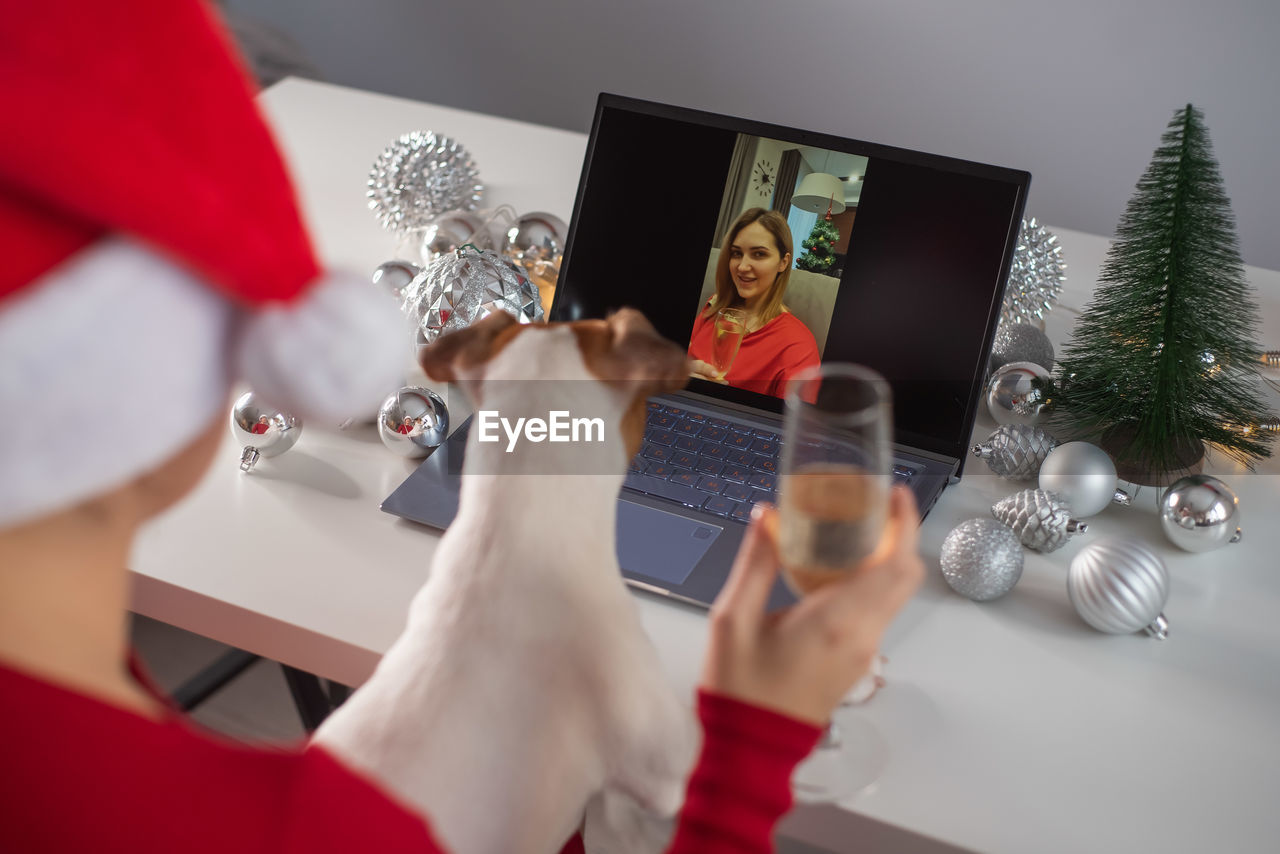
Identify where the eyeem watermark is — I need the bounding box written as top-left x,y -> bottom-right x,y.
477,410 -> 605,453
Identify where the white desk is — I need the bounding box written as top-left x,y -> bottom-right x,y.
130,78 -> 1280,854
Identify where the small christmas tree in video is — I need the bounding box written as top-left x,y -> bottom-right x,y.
1054,104 -> 1274,481
796,215 -> 840,274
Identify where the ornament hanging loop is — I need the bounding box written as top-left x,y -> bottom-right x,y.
1145,614 -> 1170,640
239,447 -> 260,472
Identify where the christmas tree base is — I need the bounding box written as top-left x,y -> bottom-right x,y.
1100,425 -> 1205,487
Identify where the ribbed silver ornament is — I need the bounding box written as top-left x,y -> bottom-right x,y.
402,246 -> 543,346
1000,217 -> 1066,328
1067,538 -> 1170,639
972,424 -> 1059,479
368,131 -> 483,236
991,488 -> 1086,553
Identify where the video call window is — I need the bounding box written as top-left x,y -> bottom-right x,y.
687,134 -> 870,400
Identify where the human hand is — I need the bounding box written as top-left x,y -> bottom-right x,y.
699,486 -> 924,726
689,359 -> 727,384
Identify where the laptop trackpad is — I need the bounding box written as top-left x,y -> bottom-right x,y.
616,500 -> 722,587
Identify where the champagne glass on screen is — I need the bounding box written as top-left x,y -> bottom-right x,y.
778,363 -> 893,802
710,308 -> 746,380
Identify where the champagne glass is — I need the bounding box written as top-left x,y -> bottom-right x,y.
778,363 -> 892,802
710,308 -> 747,380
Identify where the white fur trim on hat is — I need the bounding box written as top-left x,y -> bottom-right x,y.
0,239 -> 411,530
0,238 -> 233,529
235,270 -> 410,426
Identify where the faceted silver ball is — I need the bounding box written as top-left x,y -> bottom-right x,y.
1039,441 -> 1119,517
1159,475 -> 1242,552
985,361 -> 1051,426
1068,538 -> 1169,638
377,387 -> 449,458
939,518 -> 1024,601
990,323 -> 1055,374
229,391 -> 303,472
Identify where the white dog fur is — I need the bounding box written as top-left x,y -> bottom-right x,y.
315,314 -> 698,854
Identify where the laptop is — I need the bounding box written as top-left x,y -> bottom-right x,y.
382,93 -> 1030,609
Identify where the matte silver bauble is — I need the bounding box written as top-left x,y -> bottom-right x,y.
985,361 -> 1051,426
991,488 -> 1087,553
989,323 -> 1055,373
371,260 -> 422,301
229,392 -> 302,472
1067,538 -> 1170,639
972,424 -> 1060,479
377,387 -> 449,458
939,518 -> 1024,601
1159,475 -> 1243,552
1039,441 -> 1131,517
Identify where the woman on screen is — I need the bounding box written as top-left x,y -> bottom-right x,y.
688,208 -> 820,398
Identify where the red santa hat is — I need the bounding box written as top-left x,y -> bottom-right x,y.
0,1 -> 407,528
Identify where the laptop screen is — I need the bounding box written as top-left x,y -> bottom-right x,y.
550,94 -> 1029,465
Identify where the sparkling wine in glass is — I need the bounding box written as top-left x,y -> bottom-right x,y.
778,363 -> 892,803
711,308 -> 746,379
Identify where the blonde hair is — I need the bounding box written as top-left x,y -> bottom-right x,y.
704,208 -> 793,325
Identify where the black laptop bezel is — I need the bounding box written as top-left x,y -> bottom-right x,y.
550,93 -> 1030,475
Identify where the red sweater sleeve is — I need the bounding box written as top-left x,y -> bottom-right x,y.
667,690 -> 822,853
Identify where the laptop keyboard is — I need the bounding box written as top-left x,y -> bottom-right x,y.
625,401 -> 917,523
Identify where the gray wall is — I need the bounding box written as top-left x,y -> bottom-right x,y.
227,0 -> 1280,271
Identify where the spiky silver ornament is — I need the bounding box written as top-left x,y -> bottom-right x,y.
1000,218 -> 1066,328
368,131 -> 483,236
402,246 -> 543,345
972,424 -> 1060,479
992,488 -> 1087,553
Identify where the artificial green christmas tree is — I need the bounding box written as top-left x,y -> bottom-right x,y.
795,214 -> 840,273
1054,104 -> 1274,480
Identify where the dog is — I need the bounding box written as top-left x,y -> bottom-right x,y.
315,309 -> 698,854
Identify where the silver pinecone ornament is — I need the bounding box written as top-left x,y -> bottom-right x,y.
992,488 -> 1087,553
972,424 -> 1059,479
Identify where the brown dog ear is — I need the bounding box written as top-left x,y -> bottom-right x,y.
604,308 -> 690,395
418,311 -> 520,383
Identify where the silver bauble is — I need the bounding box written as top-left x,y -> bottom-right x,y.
1067,538 -> 1170,639
1038,441 -> 1131,517
503,211 -> 567,269
421,209 -> 495,263
371,260 -> 422,301
989,323 -> 1055,374
991,488 -> 1087,553
402,246 -> 544,346
972,424 -> 1060,479
939,519 -> 1024,601
229,392 -> 303,472
377,387 -> 450,458
1000,217 -> 1066,328
367,131 -> 483,236
1159,475 -> 1243,552
985,361 -> 1051,426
